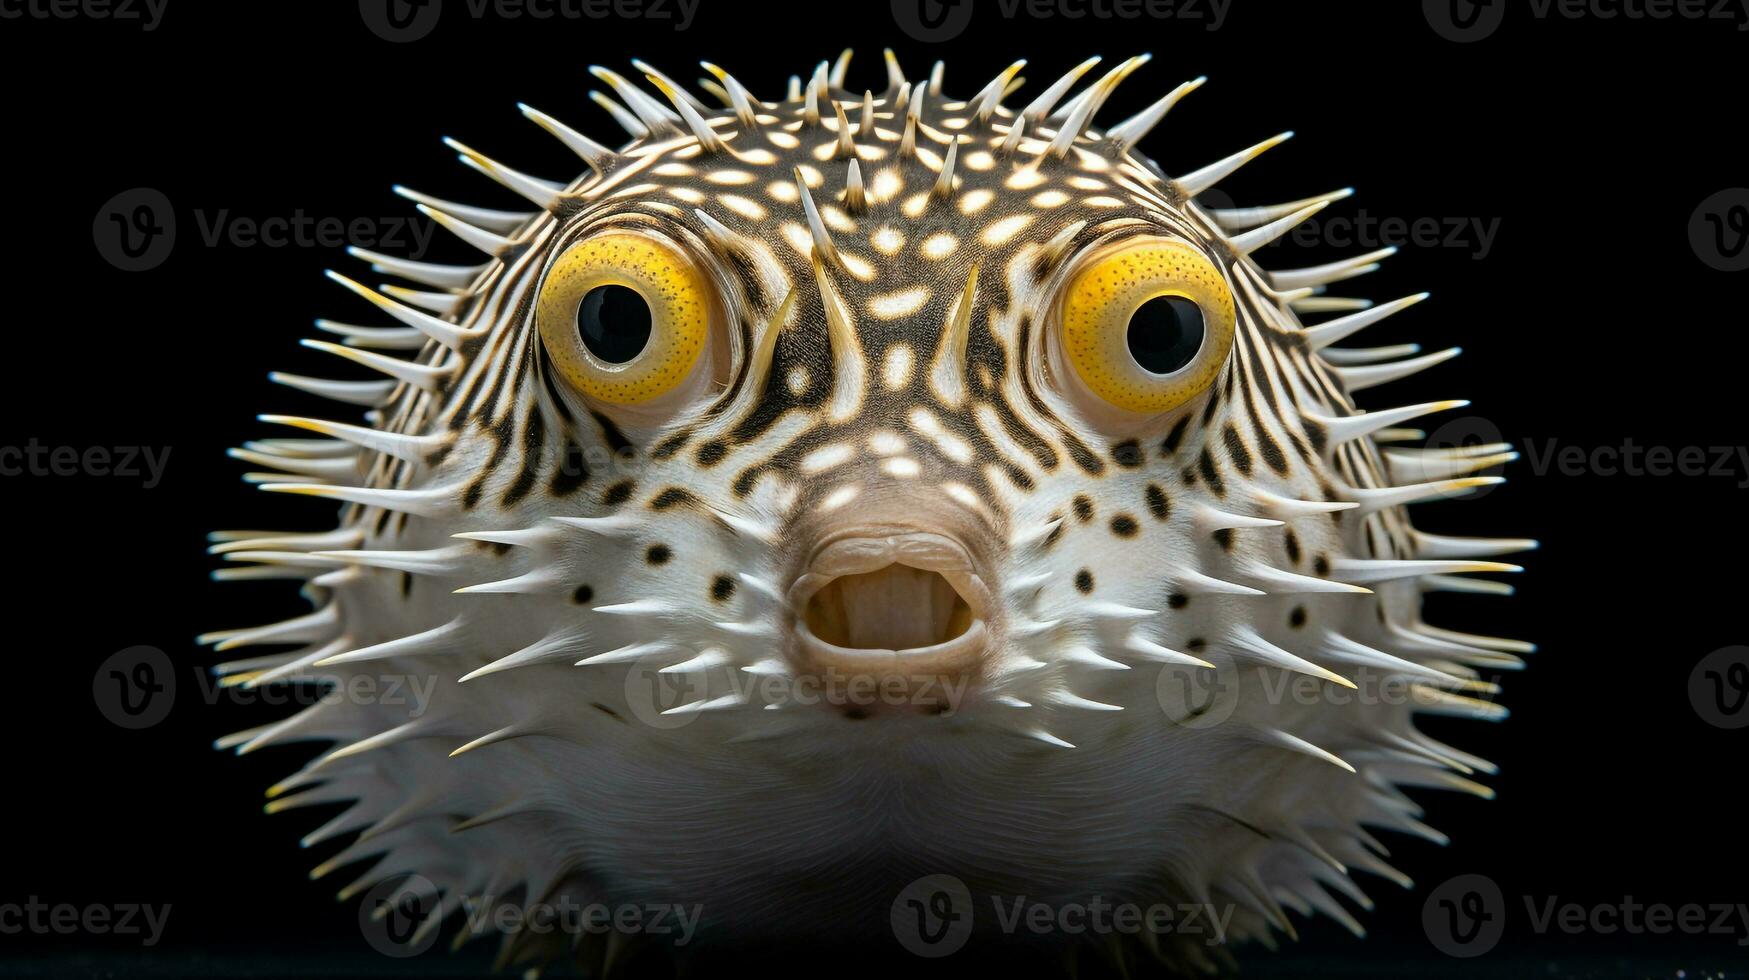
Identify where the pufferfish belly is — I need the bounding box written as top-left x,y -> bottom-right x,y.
206,50 -> 1532,972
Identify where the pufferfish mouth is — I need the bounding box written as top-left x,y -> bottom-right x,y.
787,530 -> 992,674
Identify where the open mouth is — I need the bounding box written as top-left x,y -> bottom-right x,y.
789,530 -> 991,667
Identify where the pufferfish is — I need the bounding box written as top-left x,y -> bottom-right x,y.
204,50 -> 1534,973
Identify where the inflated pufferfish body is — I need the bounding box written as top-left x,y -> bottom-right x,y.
206,50 -> 1533,971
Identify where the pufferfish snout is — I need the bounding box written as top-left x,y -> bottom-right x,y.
785,506 -> 998,715
206,49 -> 1534,971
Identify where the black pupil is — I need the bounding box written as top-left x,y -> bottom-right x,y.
576,284 -> 653,364
1126,295 -> 1205,374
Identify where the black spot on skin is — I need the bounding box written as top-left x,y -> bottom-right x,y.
476,540 -> 513,556
1222,424 -> 1253,477
1200,387 -> 1222,427
1073,495 -> 1095,523
591,410 -> 634,456
1110,515 -> 1139,538
572,584 -> 595,605
1161,416 -> 1191,455
1074,569 -> 1094,594
602,480 -> 635,507
592,702 -> 624,722
646,544 -> 672,565
650,487 -> 700,511
1064,438 -> 1108,476
1187,637 -> 1207,652
1213,528 -> 1234,550
1111,440 -> 1144,468
1145,484 -> 1170,521
400,571 -> 413,597
1320,481 -> 1345,524
462,480 -> 484,510
1290,605 -> 1308,629
1302,417 -> 1328,455
1044,517 -> 1065,549
1313,554 -> 1331,577
652,430 -> 689,460
1168,593 -> 1189,609
710,575 -> 736,602
696,441 -> 727,466
501,409 -> 546,508
843,707 -> 869,720
550,439 -> 588,496
1256,431 -> 1290,476
1284,529 -> 1302,565
1197,448 -> 1226,497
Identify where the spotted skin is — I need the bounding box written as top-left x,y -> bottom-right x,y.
211,53 -> 1531,971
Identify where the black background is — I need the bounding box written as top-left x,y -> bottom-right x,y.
4,0 -> 1746,977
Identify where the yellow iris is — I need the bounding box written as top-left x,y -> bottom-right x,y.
535,232 -> 712,405
1059,239 -> 1236,414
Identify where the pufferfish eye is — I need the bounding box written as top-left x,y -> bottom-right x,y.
535,232 -> 711,405
1059,239 -> 1237,415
